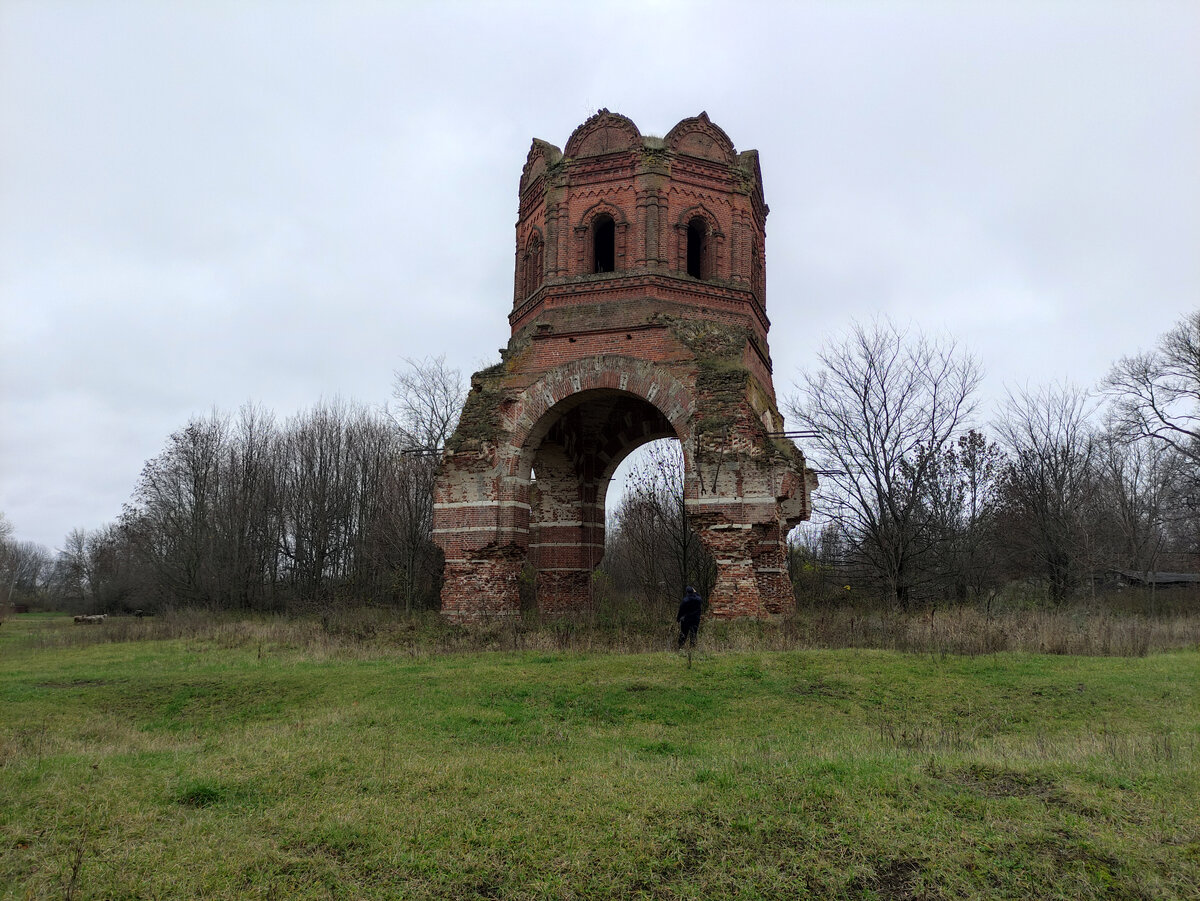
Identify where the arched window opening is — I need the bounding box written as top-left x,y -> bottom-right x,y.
525,233 -> 543,296
686,218 -> 707,279
751,237 -> 764,298
593,214 -> 615,273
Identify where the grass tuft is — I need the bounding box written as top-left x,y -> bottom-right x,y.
172,778 -> 230,808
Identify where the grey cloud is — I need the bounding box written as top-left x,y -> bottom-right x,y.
2,0 -> 1197,548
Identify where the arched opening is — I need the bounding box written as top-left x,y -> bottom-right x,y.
593,214 -> 615,273
519,388 -> 686,615
686,218 -> 707,279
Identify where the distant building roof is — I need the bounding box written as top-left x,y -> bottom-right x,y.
1111,570 -> 1200,585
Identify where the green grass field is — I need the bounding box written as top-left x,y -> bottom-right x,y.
1,613 -> 1198,899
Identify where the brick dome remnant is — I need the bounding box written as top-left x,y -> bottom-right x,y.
433,110 -> 817,620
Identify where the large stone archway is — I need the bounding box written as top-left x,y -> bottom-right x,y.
433,111 -> 817,620
524,387 -> 675,614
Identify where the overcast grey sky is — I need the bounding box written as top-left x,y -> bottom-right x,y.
2,1 -> 1197,551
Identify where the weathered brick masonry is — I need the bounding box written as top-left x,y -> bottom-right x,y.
433,110 -> 817,620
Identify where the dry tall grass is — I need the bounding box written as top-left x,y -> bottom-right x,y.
17,589 -> 1200,659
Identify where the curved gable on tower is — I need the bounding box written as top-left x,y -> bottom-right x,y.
665,112 -> 735,164
520,139 -> 562,195
564,109 -> 642,158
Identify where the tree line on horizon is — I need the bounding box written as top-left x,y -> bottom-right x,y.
783,311 -> 1199,609
0,362 -> 464,617
2,310 -> 1197,617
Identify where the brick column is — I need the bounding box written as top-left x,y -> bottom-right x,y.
635,189 -> 652,269
752,521 -> 795,616
441,549 -> 524,620
697,524 -> 765,618
536,570 -> 592,616
433,447 -> 529,622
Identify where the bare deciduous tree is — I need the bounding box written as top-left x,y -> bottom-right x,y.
1104,310 -> 1200,465
49,527 -> 125,612
922,429 -> 1006,601
118,399 -> 438,612
210,404 -> 280,610
602,440 -> 714,608
389,355 -> 464,452
1095,428 -> 1179,580
277,400 -> 357,604
384,356 -> 465,611
130,413 -> 229,605
1,536 -> 51,608
787,520 -> 847,604
1102,310 -> 1200,574
995,383 -> 1099,603
788,319 -> 982,607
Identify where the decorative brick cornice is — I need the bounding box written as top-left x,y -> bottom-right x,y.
509,271 -> 770,334
528,321 -> 668,342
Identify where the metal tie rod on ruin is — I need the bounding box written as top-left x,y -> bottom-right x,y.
765,430 -> 822,439
400,446 -> 444,458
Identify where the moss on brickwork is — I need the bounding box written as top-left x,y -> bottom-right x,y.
473,360 -> 507,380
446,385 -> 507,452
694,361 -> 750,435
665,317 -> 749,360
493,326 -> 536,363
685,339 -> 803,469
640,146 -> 669,169
659,316 -> 756,435
446,331 -> 536,453
500,340 -> 535,373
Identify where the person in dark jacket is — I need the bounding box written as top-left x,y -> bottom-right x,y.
677,586 -> 703,649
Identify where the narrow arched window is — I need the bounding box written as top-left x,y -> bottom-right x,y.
527,233 -> 543,295
751,237 -> 764,298
686,218 -> 707,279
593,214 -> 615,273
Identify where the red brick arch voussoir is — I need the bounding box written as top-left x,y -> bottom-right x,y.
504,356 -> 696,478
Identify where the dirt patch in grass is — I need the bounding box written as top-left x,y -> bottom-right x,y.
791,676 -> 851,699
847,857 -> 926,900
953,763 -> 1057,800
1020,829 -> 1140,895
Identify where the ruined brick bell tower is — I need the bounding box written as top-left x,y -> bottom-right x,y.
433,110 -> 816,620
